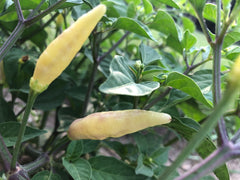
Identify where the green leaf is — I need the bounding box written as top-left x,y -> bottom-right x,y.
157,0 -> 180,9
89,156 -> 146,180
181,30 -> 197,50
66,140 -> 83,161
189,0 -> 207,13
34,79 -> 67,110
127,2 -> 136,18
113,17 -> 157,41
99,56 -> 160,96
182,16 -> 196,33
166,117 -> 230,180
82,140 -> 100,154
0,97 -> 16,122
135,153 -> 154,177
32,170 -> 62,180
0,122 -> 46,147
139,43 -> 162,65
63,158 -> 92,180
165,72 -> 212,107
133,132 -> 163,155
223,26 -> 240,49
178,101 -> 207,122
57,107 -> 77,132
203,3 -> 219,23
149,10 -> 179,40
142,0 -> 153,14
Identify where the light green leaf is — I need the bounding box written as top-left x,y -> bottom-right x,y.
203,3 -> 222,23
181,30 -> 197,50
0,122 -> 46,147
89,156 -> 146,180
182,16 -> 196,33
142,0 -> 153,14
157,0 -> 180,9
99,56 -> 160,96
63,158 -> 92,180
165,72 -> 212,107
149,10 -> 179,40
189,0 -> 207,13
113,17 -> 156,41
223,26 -> 240,49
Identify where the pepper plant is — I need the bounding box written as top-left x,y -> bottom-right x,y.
0,0 -> 240,179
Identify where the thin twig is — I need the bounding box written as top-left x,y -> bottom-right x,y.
97,31 -> 131,63
144,87 -> 172,110
13,0 -> 25,22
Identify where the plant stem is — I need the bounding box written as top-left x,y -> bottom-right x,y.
10,89 -> 38,171
213,0 -> 229,146
98,31 -> 130,63
0,0 -> 66,61
82,61 -> 99,116
13,0 -> 25,22
25,0 -> 66,26
23,153 -> 49,175
0,22 -> 25,61
176,143 -> 231,180
144,87 -> 172,110
158,85 -> 238,179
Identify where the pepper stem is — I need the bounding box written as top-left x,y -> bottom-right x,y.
10,89 -> 39,171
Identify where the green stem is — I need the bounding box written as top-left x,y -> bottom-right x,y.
10,89 -> 39,171
158,85 -> 238,179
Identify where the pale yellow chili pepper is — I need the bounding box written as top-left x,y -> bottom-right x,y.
68,110 -> 172,140
30,4 -> 106,93
229,55 -> 240,88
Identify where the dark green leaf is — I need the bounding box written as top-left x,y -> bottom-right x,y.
165,72 -> 212,107
135,153 -> 154,177
0,97 -> 16,122
34,79 -> 67,110
113,17 -> 157,41
89,156 -> 146,180
57,107 -> 77,132
133,132 -> 163,155
63,158 -> 92,180
32,170 -> 62,180
82,140 -> 100,154
0,122 -> 46,147
66,140 -> 83,161
99,56 -> 160,96
139,43 -> 162,65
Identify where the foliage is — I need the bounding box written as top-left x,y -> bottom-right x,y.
0,0 -> 240,179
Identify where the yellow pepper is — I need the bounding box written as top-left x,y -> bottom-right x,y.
229,55 -> 240,88
30,4 -> 107,93
68,110 -> 171,140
